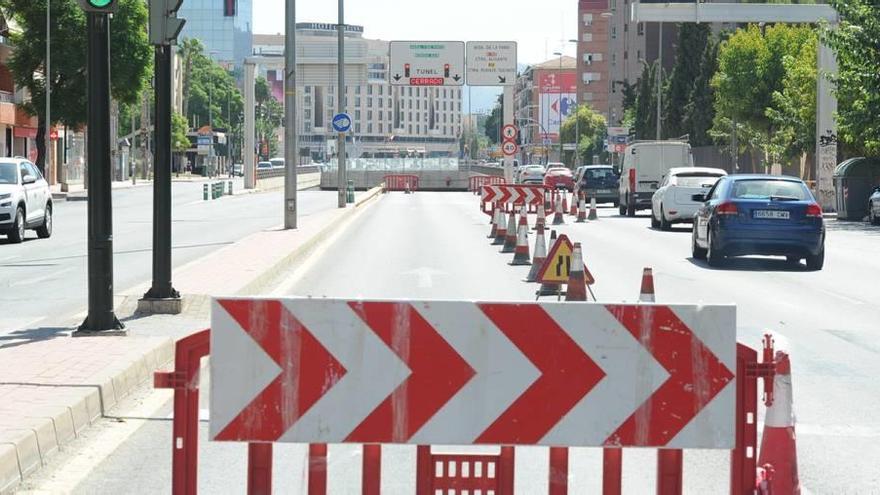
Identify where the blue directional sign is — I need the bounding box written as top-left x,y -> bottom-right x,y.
332,113 -> 353,133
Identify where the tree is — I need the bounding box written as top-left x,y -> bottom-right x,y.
634,62 -> 658,140
186,45 -> 243,131
171,112 -> 190,153
824,0 -> 880,155
683,36 -> 719,146
560,105 -> 606,166
664,23 -> 710,139
483,94 -> 503,144
766,33 -> 818,160
1,0 -> 151,173
178,38 -> 203,118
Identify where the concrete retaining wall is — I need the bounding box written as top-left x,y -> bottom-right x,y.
321,171 -> 479,191
256,172 -> 321,192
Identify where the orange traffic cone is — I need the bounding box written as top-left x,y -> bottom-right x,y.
565,242 -> 588,301
519,204 -> 530,230
525,224 -> 547,281
488,206 -> 499,239
758,351 -> 800,495
576,195 -> 587,223
569,191 -> 579,216
562,191 -> 569,216
501,211 -> 517,253
588,196 -> 598,220
552,196 -> 565,225
510,214 -> 531,266
492,208 -> 507,245
544,189 -> 552,212
536,230 -> 562,296
533,203 -> 546,231
639,268 -> 656,302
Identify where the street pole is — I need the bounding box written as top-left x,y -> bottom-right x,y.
284,0 -> 298,228
140,43 -> 180,308
244,61 -> 256,189
77,12 -> 123,334
557,53 -> 563,163
45,0 -> 51,181
337,0 -> 346,208
656,22 -> 663,140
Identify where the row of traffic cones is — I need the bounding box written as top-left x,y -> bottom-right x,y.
541,190 -> 600,225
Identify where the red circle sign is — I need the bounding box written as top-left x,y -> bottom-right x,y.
50,130 -> 59,140
502,141 -> 518,156
502,124 -> 518,141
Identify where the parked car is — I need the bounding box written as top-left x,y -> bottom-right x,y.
651,167 -> 727,229
270,157 -> 285,169
578,165 -> 620,205
869,186 -> 880,225
257,161 -> 273,170
518,165 -> 546,185
0,158 -> 52,243
619,140 -> 694,216
544,164 -> 574,191
691,175 -> 825,270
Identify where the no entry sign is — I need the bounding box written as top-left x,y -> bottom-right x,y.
210,298 -> 736,449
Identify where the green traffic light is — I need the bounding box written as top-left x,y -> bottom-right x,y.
88,0 -> 112,6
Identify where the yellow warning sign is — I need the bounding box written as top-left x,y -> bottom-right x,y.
537,234 -> 596,285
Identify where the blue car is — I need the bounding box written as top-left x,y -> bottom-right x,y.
691,175 -> 825,270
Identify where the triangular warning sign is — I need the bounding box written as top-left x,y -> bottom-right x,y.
537,234 -> 596,285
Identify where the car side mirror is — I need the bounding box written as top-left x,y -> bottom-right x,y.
22,174 -> 36,185
691,193 -> 706,202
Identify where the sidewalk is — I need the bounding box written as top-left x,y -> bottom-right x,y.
0,185 -> 385,494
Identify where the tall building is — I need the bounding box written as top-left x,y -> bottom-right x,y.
576,0 -> 612,120
178,0 -> 253,69
253,24 -> 463,159
514,56 -> 577,164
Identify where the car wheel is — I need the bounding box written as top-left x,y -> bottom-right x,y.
36,204 -> 52,239
707,229 -> 725,267
871,203 -> 880,225
692,227 -> 707,260
650,208 -> 661,228
626,196 -> 636,217
806,245 -> 825,271
660,206 -> 672,231
7,207 -> 24,244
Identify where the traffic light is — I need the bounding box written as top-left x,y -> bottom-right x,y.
149,0 -> 186,45
78,0 -> 117,13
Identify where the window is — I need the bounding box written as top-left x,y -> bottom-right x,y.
355,124 -> 361,133
368,123 -> 373,133
624,50 -> 629,60
583,33 -> 593,42
379,85 -> 384,96
356,86 -> 361,95
355,97 -> 361,106
304,86 -> 311,94
355,110 -> 361,120
624,23 -> 628,32
638,23 -> 644,36
368,85 -> 373,95
387,111 -> 392,120
612,26 -> 617,39
368,98 -> 373,108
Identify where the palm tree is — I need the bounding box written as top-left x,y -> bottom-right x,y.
178,38 -> 204,118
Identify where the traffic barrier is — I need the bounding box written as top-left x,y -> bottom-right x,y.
157,306 -> 779,495
488,207 -> 500,239
492,209 -> 508,245
536,230 -> 561,296
576,196 -> 587,223
384,174 -> 419,192
525,224 -> 547,282
552,196 -> 565,225
501,211 -> 517,253
588,196 -> 598,220
564,242 -> 588,301
470,175 -> 505,192
509,212 -> 531,266
480,184 -> 544,216
758,350 -> 800,495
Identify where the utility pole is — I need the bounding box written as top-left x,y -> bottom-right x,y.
284,0 -> 298,228
141,0 -> 185,314
45,0 -> 51,181
336,0 -> 346,208
76,0 -> 124,334
656,22 -> 663,140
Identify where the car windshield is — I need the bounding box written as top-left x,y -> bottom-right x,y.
674,173 -> 724,188
731,179 -> 809,201
0,162 -> 17,184
586,168 -> 616,179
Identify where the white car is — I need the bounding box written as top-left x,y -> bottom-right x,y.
0,158 -> 53,243
517,165 -> 546,185
651,167 -> 727,230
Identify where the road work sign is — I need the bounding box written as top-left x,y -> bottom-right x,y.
537,234 -> 595,285
389,41 -> 465,86
466,41 -> 517,86
210,298 -> 736,448
481,185 -> 543,205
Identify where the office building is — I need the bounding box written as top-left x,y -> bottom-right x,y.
178,0 -> 253,69
514,56 -> 577,164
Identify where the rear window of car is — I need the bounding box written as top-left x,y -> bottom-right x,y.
731,179 -> 809,201
586,168 -> 617,180
673,173 -> 724,188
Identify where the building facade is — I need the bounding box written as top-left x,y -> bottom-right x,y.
515,56 -> 577,164
178,0 -> 253,69
253,24 -> 463,160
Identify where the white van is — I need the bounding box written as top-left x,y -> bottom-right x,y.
619,141 -> 694,216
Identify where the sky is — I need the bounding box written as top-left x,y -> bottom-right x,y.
253,0 -> 580,66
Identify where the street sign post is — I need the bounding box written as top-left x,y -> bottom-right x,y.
332,113 -> 353,133
389,41 -> 465,86
466,41 -> 517,86
210,298 -> 736,448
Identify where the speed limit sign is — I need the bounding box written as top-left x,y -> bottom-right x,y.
502,140 -> 518,156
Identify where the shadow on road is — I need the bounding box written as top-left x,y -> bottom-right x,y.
825,219 -> 880,236
0,326 -> 70,350
686,256 -> 813,272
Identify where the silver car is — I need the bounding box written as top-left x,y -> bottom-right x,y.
0,158 -> 52,243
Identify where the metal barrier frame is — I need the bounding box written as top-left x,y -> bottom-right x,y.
383,174 -> 420,192
156,330 -> 775,495
470,175 -> 505,192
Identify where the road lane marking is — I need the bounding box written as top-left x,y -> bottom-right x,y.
813,287 -> 866,306
10,267 -> 74,287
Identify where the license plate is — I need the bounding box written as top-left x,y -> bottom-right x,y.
597,189 -> 611,194
754,210 -> 790,220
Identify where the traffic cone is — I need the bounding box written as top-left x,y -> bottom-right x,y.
519,204 -> 530,230
639,268 -> 656,303
501,211 -> 517,253
562,191 -> 569,216
509,214 -> 531,265
405,181 -> 412,194
552,196 -> 565,225
544,189 -> 552,212
536,230 -> 562,296
565,242 -> 588,301
758,351 -> 800,495
576,196 -> 587,223
569,191 -> 579,216
488,207 -> 499,239
525,224 -> 547,281
492,208 -> 507,245
588,196 -> 598,220
533,203 -> 546,231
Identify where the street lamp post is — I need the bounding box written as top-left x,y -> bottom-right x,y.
568,39 -> 580,167
45,0 -> 51,181
553,51 -> 563,164
656,22 -> 663,140
337,0 -> 346,208
284,0 -> 298,228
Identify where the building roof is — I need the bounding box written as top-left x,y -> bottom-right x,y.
253,33 -> 284,46
532,55 -> 577,70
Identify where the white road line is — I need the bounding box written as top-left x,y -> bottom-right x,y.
10,267 -> 75,287
813,287 -> 866,306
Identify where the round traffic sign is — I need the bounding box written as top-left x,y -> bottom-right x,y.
332,113 -> 353,133
502,124 -> 518,141
502,141 -> 518,156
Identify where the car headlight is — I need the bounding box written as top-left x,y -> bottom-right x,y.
0,193 -> 10,200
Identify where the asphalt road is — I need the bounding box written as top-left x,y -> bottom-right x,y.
24,192 -> 880,493
0,180 -> 343,341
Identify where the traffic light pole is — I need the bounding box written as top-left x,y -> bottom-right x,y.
283,0 -> 298,229
76,12 -> 124,334
140,43 -> 180,310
